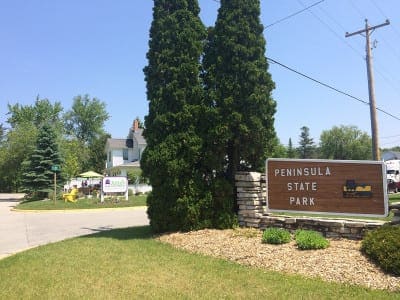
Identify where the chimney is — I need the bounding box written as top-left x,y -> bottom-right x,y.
133,119 -> 139,132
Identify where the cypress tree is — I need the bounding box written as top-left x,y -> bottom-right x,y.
22,123 -> 63,198
142,0 -> 209,232
203,0 -> 277,212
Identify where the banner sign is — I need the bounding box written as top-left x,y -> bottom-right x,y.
266,159 -> 388,217
102,176 -> 128,193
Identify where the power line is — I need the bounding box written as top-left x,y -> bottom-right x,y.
296,0 -> 364,60
264,0 -> 324,29
369,0 -> 400,39
381,134 -> 400,139
266,57 -> 400,122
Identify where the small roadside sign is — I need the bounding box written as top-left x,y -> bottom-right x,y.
51,165 -> 60,172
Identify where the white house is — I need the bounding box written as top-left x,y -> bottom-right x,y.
104,119 -> 146,177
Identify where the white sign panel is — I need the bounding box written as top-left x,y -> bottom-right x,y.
102,176 -> 128,193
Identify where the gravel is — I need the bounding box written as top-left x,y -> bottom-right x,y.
158,228 -> 400,292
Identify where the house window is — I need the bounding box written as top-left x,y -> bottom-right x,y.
123,149 -> 128,160
108,151 -> 111,162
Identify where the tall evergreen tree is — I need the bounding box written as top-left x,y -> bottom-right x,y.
287,138 -> 296,158
297,126 -> 315,159
202,0 -> 276,212
22,123 -> 63,198
142,0 -> 209,232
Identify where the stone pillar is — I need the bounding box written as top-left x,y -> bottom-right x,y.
236,172 -> 264,228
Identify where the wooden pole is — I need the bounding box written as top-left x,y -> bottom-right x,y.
54,171 -> 57,205
345,19 -> 389,160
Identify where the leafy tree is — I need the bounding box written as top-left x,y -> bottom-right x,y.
287,138 -> 296,158
7,97 -> 64,134
21,123 -> 63,198
142,0 -> 209,232
0,123 -> 5,143
59,139 -> 88,180
86,133 -> 110,173
202,0 -> 276,211
0,98 -> 64,192
297,126 -> 316,158
319,125 -> 372,160
64,94 -> 109,145
270,137 -> 287,158
0,122 -> 37,192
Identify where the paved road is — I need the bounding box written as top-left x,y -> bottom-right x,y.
0,194 -> 149,259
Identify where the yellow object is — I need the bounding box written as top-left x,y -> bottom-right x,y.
62,188 -> 79,202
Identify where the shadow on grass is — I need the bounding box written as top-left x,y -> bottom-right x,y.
79,225 -> 154,240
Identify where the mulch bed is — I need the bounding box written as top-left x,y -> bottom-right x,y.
158,228 -> 400,292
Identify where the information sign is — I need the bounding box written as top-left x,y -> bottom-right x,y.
266,158 -> 388,217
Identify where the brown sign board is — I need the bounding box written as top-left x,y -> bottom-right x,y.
266,159 -> 388,217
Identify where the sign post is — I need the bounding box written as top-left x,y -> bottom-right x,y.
51,165 -> 60,205
266,158 -> 388,217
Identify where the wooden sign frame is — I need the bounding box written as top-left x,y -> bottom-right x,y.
266,158 -> 388,217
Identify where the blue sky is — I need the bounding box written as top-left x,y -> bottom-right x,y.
1,0 -> 400,149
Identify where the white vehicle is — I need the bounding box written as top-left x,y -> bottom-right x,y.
385,160 -> 400,193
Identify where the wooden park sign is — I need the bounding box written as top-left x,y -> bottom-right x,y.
266,159 -> 388,217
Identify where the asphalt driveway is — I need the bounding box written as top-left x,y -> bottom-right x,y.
0,194 -> 149,259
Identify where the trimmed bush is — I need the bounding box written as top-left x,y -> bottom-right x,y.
361,224 -> 400,275
262,227 -> 291,244
295,230 -> 329,250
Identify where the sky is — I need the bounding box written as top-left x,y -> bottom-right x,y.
1,0 -> 400,149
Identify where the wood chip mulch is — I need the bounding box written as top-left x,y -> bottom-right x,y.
158,228 -> 400,292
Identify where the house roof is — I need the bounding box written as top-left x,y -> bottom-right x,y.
133,128 -> 146,145
108,160 -> 141,169
107,138 -> 133,149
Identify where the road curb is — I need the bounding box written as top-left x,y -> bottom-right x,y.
11,206 -> 147,213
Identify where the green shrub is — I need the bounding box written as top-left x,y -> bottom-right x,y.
262,227 -> 291,244
361,224 -> 400,275
295,230 -> 329,250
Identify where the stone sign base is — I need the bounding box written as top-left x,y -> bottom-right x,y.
236,171 -> 394,240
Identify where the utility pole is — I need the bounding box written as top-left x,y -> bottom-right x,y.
345,19 -> 390,161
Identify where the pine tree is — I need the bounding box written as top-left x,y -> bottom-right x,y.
22,123 -> 63,198
142,0 -> 209,232
287,138 -> 296,158
202,0 -> 276,213
297,126 -> 315,159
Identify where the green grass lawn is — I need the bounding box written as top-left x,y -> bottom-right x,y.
0,226 -> 398,299
389,192 -> 400,203
16,194 -> 147,210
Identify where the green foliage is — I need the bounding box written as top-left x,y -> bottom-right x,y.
59,139 -> 87,179
361,225 -> 400,275
297,126 -> 316,159
143,0 -> 209,233
21,123 -> 64,198
86,133 -> 110,173
201,0 -> 276,230
319,125 -> 372,160
7,97 -> 64,133
262,227 -> 291,244
127,169 -> 143,184
202,0 -> 276,178
64,94 -> 109,145
295,230 -> 330,250
0,122 -> 38,192
287,138 -> 297,158
0,98 -> 64,192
